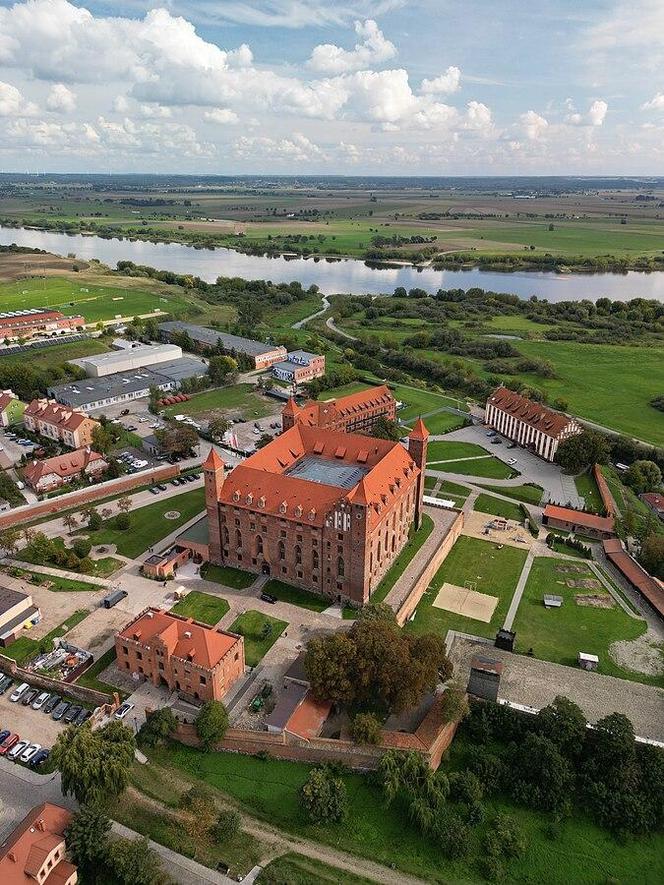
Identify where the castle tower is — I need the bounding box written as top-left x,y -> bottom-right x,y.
203,447 -> 225,564
281,397 -> 301,431
408,418 -> 429,529
348,479 -> 372,606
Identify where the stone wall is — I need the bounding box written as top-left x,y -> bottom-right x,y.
593,462 -> 617,517
396,509 -> 464,626
0,652 -> 115,706
0,464 -> 179,530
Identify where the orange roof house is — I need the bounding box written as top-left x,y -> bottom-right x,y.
0,802 -> 77,885
23,399 -> 99,449
542,503 -> 615,539
282,385 -> 397,435
23,448 -> 108,492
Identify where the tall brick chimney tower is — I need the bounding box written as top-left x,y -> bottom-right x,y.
203,447 -> 225,563
408,418 -> 429,529
282,397 -> 301,431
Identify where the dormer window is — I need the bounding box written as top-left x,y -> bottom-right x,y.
295,504 -> 303,518
279,501 -> 287,514
246,492 -> 253,505
258,496 -> 266,508
309,508 -> 316,521
232,490 -> 240,502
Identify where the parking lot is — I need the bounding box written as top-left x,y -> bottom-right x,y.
0,685 -> 69,749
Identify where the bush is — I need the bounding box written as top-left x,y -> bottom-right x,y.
88,511 -> 103,531
448,770 -> 484,805
465,746 -> 507,795
115,512 -> 131,531
213,808 -> 241,842
138,707 -> 177,748
435,811 -> 471,859
300,767 -> 347,824
195,700 -> 229,751
73,538 -> 92,558
350,712 -> 382,745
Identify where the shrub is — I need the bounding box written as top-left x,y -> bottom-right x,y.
350,712 -> 382,745
195,700 -> 229,751
435,811 -> 471,859
115,512 -> 131,531
300,767 -> 347,824
465,747 -> 507,795
448,770 -> 484,805
88,511 -> 103,531
73,538 -> 92,559
213,808 -> 241,842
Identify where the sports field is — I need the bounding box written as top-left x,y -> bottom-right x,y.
0,276 -> 191,324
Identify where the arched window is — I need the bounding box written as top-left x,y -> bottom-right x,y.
256,535 -> 263,556
222,527 -> 229,547
377,540 -> 381,559
295,545 -> 302,565
337,556 -> 345,578
312,549 -> 319,571
391,534 -> 396,553
279,541 -> 286,561
235,529 -> 242,550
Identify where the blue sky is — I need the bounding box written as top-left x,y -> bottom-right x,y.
0,0 -> 661,174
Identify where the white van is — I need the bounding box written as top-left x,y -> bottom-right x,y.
10,682 -> 29,703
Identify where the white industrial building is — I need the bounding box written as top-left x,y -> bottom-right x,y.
69,343 -> 183,378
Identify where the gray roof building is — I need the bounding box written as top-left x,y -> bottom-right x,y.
159,321 -> 286,361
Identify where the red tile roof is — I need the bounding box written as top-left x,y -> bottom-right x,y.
0,390 -> 17,413
0,802 -> 73,885
487,387 -> 577,439
119,608 -> 240,669
543,503 -> 615,534
640,492 -> 664,511
294,385 -> 395,428
409,418 -> 429,440
203,447 -> 224,471
603,539 -> 664,618
24,399 -> 96,433
23,448 -> 106,486
285,691 -> 332,740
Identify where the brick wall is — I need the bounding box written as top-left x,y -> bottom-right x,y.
0,653 -> 116,707
396,509 -> 464,626
593,463 -> 617,517
0,464 -> 179,530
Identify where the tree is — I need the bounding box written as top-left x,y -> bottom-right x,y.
137,707 -> 177,748
117,496 -> 133,514
208,415 -> 230,441
115,512 -> 131,530
109,835 -> 163,885
148,385 -> 162,414
300,767 -> 347,824
639,533 -> 664,579
179,786 -> 217,856
536,695 -> 587,759
624,460 -> 662,495
304,632 -> 357,706
356,602 -> 398,626
52,720 -> 135,806
63,513 -> 78,533
555,430 -> 610,474
195,700 -> 229,750
156,425 -> 198,456
73,538 -> 92,559
214,808 -> 241,842
91,424 -> 114,453
208,354 -> 238,385
28,531 -> 53,564
88,509 -> 103,530
509,733 -> 574,813
350,712 -> 382,745
65,805 -> 111,876
0,527 -> 20,554
371,416 -> 402,442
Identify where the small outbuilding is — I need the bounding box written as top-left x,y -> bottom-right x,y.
543,595 -> 563,608
578,651 -> 599,671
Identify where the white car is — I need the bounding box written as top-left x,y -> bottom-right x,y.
507,458 -> 518,465
32,692 -> 50,711
20,742 -> 41,764
8,740 -> 28,761
174,415 -> 186,421
10,682 -> 29,703
114,702 -> 135,720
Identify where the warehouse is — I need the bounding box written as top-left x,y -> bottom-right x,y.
0,586 -> 41,647
49,356 -> 208,410
69,342 -> 183,377
158,320 -> 286,370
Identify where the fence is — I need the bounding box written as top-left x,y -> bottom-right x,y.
0,464 -> 179,530
0,652 -> 116,707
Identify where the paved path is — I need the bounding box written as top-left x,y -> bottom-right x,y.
2,559 -> 114,587
503,549 -> 535,630
292,295 -> 329,328
326,316 -> 357,340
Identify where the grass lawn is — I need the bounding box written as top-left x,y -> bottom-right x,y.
262,579 -> 329,613
4,609 -> 88,666
512,557 -> 664,686
257,854 -> 375,885
144,742 -> 664,885
408,410 -> 468,435
228,610 -> 288,666
574,470 -> 604,514
473,493 -> 524,522
75,647 -> 128,699
431,457 -> 518,480
404,535 -> 527,641
171,590 -> 229,625
0,336 -> 113,370
85,488 -> 205,558
371,514 -> 434,605
163,383 -> 272,419
478,482 -> 544,505
200,562 -> 255,589
17,539 -> 124,578
427,440 -> 491,462
8,568 -> 98,592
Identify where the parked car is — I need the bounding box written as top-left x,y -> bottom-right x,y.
507,457 -> 518,466
157,484 -> 167,491
120,409 -> 130,416
260,592 -> 277,604
20,743 -> 41,764
0,729 -> 10,744
491,438 -> 502,445
149,486 -> 160,495
8,740 -> 28,761
0,733 -> 19,755
43,694 -> 61,714
29,748 -> 50,767
63,704 -> 83,724
0,675 -> 12,694
74,709 -> 93,727
10,682 -> 29,703
507,443 -> 517,449
32,692 -> 50,711
114,702 -> 135,720
21,688 -> 39,707
51,701 -> 70,721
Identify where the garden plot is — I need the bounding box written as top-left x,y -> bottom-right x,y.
432,582 -> 499,623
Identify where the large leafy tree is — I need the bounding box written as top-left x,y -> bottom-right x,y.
624,460 -> 662,495
555,430 -> 610,474
137,707 -> 178,748
299,767 -> 347,824
371,416 -> 402,441
109,835 -> 163,885
65,805 -> 112,878
509,733 -> 574,813
536,695 -> 587,760
195,700 -> 229,750
639,533 -> 664,579
52,721 -> 135,806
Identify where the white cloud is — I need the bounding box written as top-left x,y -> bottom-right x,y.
308,19 -> 396,73
46,83 -> 77,112
0,82 -> 23,116
521,110 -> 548,140
465,100 -> 492,131
565,99 -> 608,127
175,0 -> 406,29
204,108 -> 240,124
641,92 -> 664,111
234,132 -> 325,163
421,66 -> 461,95
139,104 -> 172,118
113,95 -> 130,113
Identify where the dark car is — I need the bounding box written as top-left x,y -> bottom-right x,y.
260,592 -> 277,604
157,484 -> 167,491
120,409 -> 130,416
74,709 -> 93,727
51,701 -> 70,721
0,729 -> 10,744
21,688 -> 39,707
63,704 -> 83,724
0,676 -> 12,694
149,486 -> 160,495
29,748 -> 50,768
43,694 -> 61,714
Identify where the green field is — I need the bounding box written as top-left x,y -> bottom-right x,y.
574,470 -> 604,514
512,557 -> 663,685
262,579 -> 329,613
405,535 -> 527,641
257,854 -> 375,885
163,383 -> 273,419
171,590 -> 229,625
427,440 -> 493,462
473,493 -> 524,522
0,276 -> 190,324
371,513 -> 434,604
31,572 -> 98,592
427,442 -> 518,479
200,562 -> 255,589
477,482 -> 544,505
228,610 -> 288,666
0,336 -> 113,370
85,488 -> 205,558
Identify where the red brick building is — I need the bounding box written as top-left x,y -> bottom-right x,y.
204,417 -> 428,607
282,385 -> 397,434
116,607 -> 245,703
0,802 -> 77,885
0,308 -> 83,344
542,503 -> 615,540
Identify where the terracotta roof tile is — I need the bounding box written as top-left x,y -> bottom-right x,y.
285,692 -> 332,740
603,539 -> 664,618
294,385 -> 395,428
23,448 -> 105,486
543,503 -> 615,534
488,387 -> 576,438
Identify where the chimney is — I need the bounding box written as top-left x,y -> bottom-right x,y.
36,819 -> 46,832
184,630 -> 192,638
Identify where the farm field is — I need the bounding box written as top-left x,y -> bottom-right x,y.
228,610 -> 288,666
0,276 -> 190,323
162,383 -> 273,419
512,557 -> 663,686
405,535 -> 527,641
170,590 -> 229,625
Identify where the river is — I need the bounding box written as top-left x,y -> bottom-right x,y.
2,225 -> 664,303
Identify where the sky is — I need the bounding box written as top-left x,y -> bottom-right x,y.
0,0 -> 662,175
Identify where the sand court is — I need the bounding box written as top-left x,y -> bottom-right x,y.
433,582 -> 499,623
